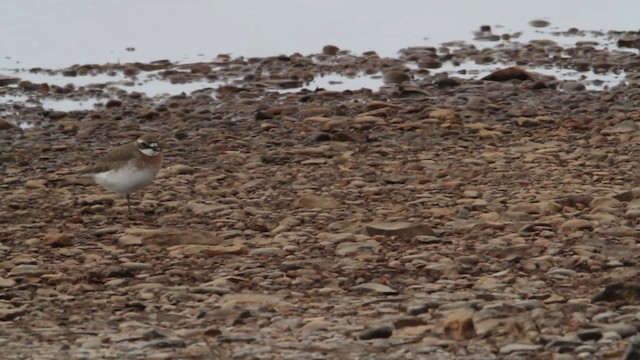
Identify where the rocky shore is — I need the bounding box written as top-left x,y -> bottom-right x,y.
1,28 -> 640,359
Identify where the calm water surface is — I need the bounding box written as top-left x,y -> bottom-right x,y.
1,0 -> 638,69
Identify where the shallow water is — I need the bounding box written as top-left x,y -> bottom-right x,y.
1,0 -> 637,69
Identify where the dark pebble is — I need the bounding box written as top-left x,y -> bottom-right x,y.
358,325 -> 393,340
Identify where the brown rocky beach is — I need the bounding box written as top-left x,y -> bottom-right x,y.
2,26 -> 640,359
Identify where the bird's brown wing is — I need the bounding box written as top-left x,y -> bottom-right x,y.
79,142 -> 138,175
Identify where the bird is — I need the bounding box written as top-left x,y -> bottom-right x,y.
79,133 -> 163,214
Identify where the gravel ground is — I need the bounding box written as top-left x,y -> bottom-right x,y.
1,29 -> 640,359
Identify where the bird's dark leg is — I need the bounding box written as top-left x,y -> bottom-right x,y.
126,195 -> 132,215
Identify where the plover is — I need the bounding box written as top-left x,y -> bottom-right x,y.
80,133 -> 163,214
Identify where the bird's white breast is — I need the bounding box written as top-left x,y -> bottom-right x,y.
90,163 -> 159,196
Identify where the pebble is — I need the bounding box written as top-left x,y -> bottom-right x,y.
499,344 -> 543,354
0,277 -> 16,287
122,262 -> 153,271
42,231 -> 73,247
358,325 -> 393,340
249,247 -> 285,257
350,283 -> 399,295
335,240 -> 380,256
363,222 -> 435,239
9,264 -> 45,276
118,235 -> 143,246
301,320 -> 333,333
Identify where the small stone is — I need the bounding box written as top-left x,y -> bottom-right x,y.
118,234 -> 143,246
358,325 -> 393,340
350,282 -> 398,295
249,247 -> 285,257
363,222 -> 435,239
55,119 -> 80,133
499,343 -> 543,354
168,164 -> 194,175
443,310 -> 476,340
626,209 -> 640,219
365,101 -> 403,110
383,70 -> 410,84
42,231 -> 73,247
0,277 -> 16,288
25,179 -> 47,189
590,196 -> 623,209
407,301 -> 441,315
429,108 -> 457,120
0,76 -> 20,87
606,324 -> 638,338
301,158 -> 327,165
62,69 -> 77,77
80,338 -> 102,349
301,320 -> 332,333
105,279 -> 126,287
94,227 -> 119,236
336,240 -> 380,256
574,345 -> 597,354
80,194 -> 115,206
393,317 -> 427,329
382,175 -> 408,184
559,219 -> 593,231
561,81 -> 586,91
601,120 -> 639,134
105,99 -> 122,107
295,194 -> 340,209
124,66 -> 140,76
482,67 -> 533,81
529,19 -> 551,28
18,80 -> 37,91
9,264 -> 45,276
576,329 -> 602,341
515,117 -> 541,127
0,308 -> 28,321
435,77 -> 458,87
592,282 -> 640,303
322,45 -> 340,55
199,244 -> 247,257
186,201 -> 222,215
122,262 -> 153,271
0,118 -> 16,130
414,236 -> 448,244
602,331 -> 622,341
545,268 -> 577,279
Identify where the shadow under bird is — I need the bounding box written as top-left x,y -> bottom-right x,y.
79,133 -> 163,214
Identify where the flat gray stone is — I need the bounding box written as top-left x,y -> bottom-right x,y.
351,282 -> 398,295
499,343 -> 543,354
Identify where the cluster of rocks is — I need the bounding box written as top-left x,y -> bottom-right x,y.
1,28 -> 640,359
